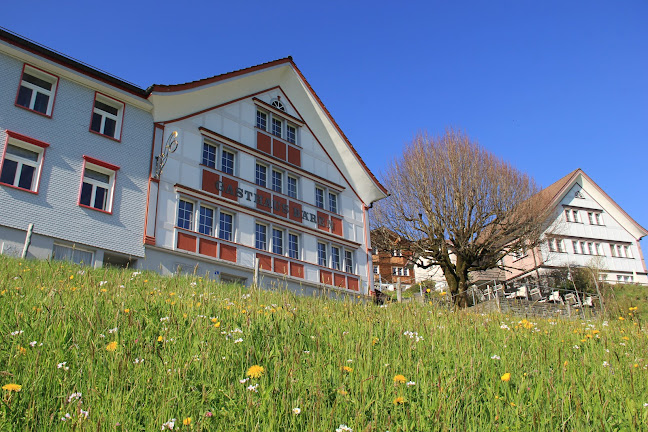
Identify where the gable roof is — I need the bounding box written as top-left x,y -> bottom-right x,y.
147,58 -> 389,205
0,26 -> 147,98
538,168 -> 648,239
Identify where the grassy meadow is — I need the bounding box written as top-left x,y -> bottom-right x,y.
0,255 -> 647,431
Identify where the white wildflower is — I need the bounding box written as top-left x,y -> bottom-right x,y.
99,281 -> 108,286
57,362 -> 69,371
247,384 -> 259,392
234,338 -> 243,344
161,418 -> 176,430
406,381 -> 416,386
336,425 -> 353,432
292,407 -> 301,415
239,378 -> 249,384
491,355 -> 501,360
29,341 -> 37,347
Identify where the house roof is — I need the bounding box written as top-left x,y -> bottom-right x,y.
0,26 -> 148,98
538,168 -> 648,239
148,58 -> 389,205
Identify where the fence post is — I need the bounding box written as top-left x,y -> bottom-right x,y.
397,277 -> 402,303
253,257 -> 259,289
21,223 -> 34,259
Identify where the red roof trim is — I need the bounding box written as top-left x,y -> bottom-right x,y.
286,60 -> 388,196
83,155 -> 120,172
149,57 -> 294,93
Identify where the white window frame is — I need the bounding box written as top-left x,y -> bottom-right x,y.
15,64 -> 58,116
255,222 -> 268,250
287,175 -> 298,199
202,140 -> 237,176
177,199 -> 195,230
373,265 -> 379,274
288,232 -> 300,260
272,227 -> 284,255
255,162 -> 268,188
52,243 -> 94,266
271,168 -> 283,193
218,211 -> 234,241
90,92 -> 124,141
0,132 -> 48,193
256,108 -> 299,145
317,242 -> 328,267
198,205 -> 215,236
344,249 -> 354,274
78,157 -> 118,213
331,246 -> 341,271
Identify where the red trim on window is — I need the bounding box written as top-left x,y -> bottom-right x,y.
82,155 -> 120,171
202,169 -> 220,195
257,253 -> 272,271
272,138 -> 286,160
78,157 -> 118,215
290,262 -> 304,278
220,243 -> 237,262
6,130 -> 50,148
88,92 -> 125,142
320,270 -> 333,285
257,131 -> 271,154
0,131 -> 48,194
274,258 -> 289,275
13,63 -> 59,119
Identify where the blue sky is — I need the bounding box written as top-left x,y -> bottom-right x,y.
3,1 -> 647,250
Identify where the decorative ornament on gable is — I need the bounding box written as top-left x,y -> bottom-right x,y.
153,131 -> 179,179
574,190 -> 584,199
271,96 -> 286,112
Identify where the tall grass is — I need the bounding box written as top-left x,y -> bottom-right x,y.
0,255 -> 646,431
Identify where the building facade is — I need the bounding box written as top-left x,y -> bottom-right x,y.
0,29 -> 388,296
142,59 -> 388,295
503,169 -> 648,285
0,29 -> 153,267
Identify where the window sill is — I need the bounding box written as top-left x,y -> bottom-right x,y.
15,103 -> 53,118
79,203 -> 113,215
0,182 -> 38,194
89,129 -> 121,143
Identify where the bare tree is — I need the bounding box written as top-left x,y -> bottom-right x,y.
372,130 -> 549,308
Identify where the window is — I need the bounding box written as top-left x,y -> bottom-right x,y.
392,267 -> 409,276
344,250 -> 353,273
564,209 -> 572,222
221,149 -> 235,175
271,169 -> 283,193
391,250 -> 403,257
331,246 -> 341,270
587,242 -> 594,255
202,142 -> 217,168
255,163 -> 267,187
16,65 -> 58,116
373,265 -> 379,274
595,243 -> 603,256
255,223 -> 267,250
572,210 -> 580,223
580,241 -> 587,255
548,239 -> 557,252
198,206 -> 214,235
0,132 -> 48,193
79,157 -> 118,213
271,117 -> 283,137
203,141 -> 236,175
588,212 -> 603,225
286,124 -> 296,144
315,187 -> 325,209
287,176 -> 298,199
272,228 -> 284,255
219,212 -> 233,241
256,110 -> 267,130
256,108 -> 299,144
52,244 -> 93,265
610,244 -> 617,257
572,240 -> 580,254
317,242 -> 327,267
625,245 -> 632,258
177,200 -> 194,229
90,93 -> 124,140
288,233 -> 299,259
329,192 -> 338,213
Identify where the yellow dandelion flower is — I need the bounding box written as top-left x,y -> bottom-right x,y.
17,346 -> 27,355
501,373 -> 511,382
157,336 -> 163,342
393,396 -> 406,405
124,309 -> 130,313
338,389 -> 348,396
69,275 -> 74,280
619,317 -> 625,321
183,417 -> 191,426
622,336 -> 630,340
247,365 -> 265,379
213,322 -> 220,328
106,341 -> 118,352
393,374 -> 407,384
563,361 -> 568,367
372,337 -> 379,346
2,383 -> 21,392
342,366 -> 353,373
634,363 -> 639,368
100,289 -> 107,293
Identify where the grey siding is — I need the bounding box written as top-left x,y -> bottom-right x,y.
0,53 -> 153,257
